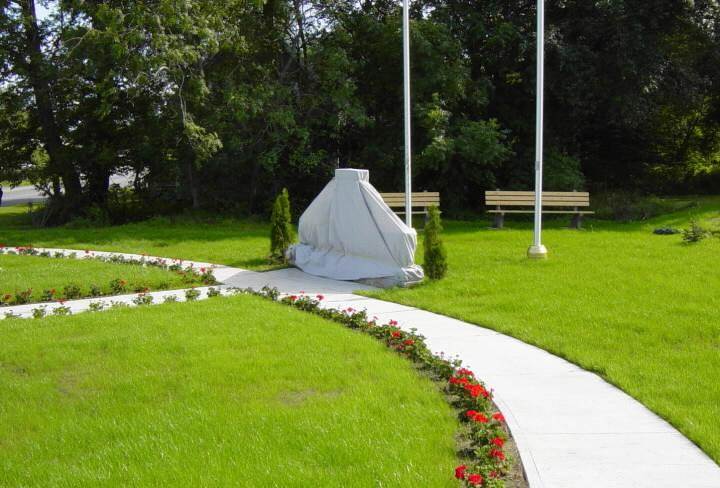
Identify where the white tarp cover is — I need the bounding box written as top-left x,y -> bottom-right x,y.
288,169 -> 424,284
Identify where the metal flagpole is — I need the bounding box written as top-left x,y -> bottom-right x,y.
403,0 -> 412,227
528,0 -> 548,258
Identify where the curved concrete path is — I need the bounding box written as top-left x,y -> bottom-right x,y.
2,248 -> 720,487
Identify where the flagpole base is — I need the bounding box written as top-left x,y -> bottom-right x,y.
527,244 -> 548,259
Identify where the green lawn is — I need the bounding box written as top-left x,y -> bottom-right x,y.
0,206 -> 275,270
0,295 -> 458,486
0,254 -> 198,304
2,198 -> 719,463
367,197 -> 720,462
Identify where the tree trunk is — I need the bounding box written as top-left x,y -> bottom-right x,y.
186,160 -> 200,209
87,166 -> 110,207
292,0 -> 308,65
20,0 -> 82,203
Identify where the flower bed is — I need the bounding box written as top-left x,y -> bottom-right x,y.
0,246 -> 217,306
248,287 -> 515,487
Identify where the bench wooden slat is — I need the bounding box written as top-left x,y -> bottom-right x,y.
380,192 -> 440,198
383,198 -> 440,203
487,210 -> 595,214
380,192 -> 441,210
486,195 -> 589,202
487,200 -> 589,207
383,196 -> 441,202
384,200 -> 441,206
486,191 -> 589,197
486,196 -> 589,202
486,200 -> 589,206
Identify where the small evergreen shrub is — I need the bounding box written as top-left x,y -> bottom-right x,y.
682,219 -> 709,243
424,206 -> 448,280
269,188 -> 294,263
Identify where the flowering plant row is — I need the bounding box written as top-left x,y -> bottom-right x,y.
0,246 -> 217,307
248,287 -> 512,487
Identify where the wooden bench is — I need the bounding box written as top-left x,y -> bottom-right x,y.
486,190 -> 594,229
380,192 -> 440,218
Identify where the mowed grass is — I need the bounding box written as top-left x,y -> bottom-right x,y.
0,206 -> 274,270
0,254 -> 196,303
3,198 -> 720,462
0,295 -> 458,486
367,197 -> 720,462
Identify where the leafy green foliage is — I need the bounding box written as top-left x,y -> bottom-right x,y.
1,0 -> 719,220
423,206 -> 447,280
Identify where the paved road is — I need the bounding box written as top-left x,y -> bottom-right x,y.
0,185 -> 43,207
1,175 -> 133,207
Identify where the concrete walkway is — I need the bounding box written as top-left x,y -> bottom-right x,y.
2,248 -> 720,487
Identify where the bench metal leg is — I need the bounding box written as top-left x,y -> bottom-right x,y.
570,213 -> 583,229
493,213 -> 505,229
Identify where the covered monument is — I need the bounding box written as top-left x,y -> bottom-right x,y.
287,169 -> 424,287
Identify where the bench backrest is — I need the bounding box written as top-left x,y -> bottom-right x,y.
485,191 -> 590,208
380,192 -> 440,209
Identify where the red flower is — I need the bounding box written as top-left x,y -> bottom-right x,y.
489,471 -> 499,479
346,307 -> 355,313
491,436 -> 505,447
490,448 -> 506,461
391,331 -> 402,339
289,295 -> 298,301
472,412 -> 489,423
200,267 -> 206,273
465,410 -> 479,419
450,376 -> 470,386
389,319 -> 398,326
299,290 -> 305,294
493,412 -> 505,423
457,368 -> 474,377
316,294 -> 325,301
467,473 -> 484,486
454,465 -> 467,480
465,383 -> 489,398
403,339 -> 414,346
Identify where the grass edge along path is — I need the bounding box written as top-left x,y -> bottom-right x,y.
0,294 -> 461,487
365,197 -> 720,464
267,289 -> 519,488
0,247 -> 216,306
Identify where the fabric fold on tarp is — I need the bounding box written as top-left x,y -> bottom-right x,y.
288,169 -> 424,285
